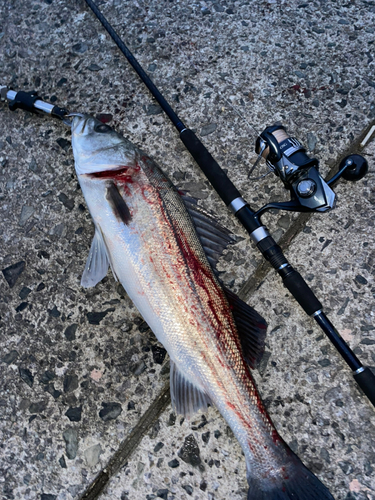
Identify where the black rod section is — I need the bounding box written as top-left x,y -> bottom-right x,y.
83,0 -> 375,408
314,313 -> 375,406
84,0 -> 242,208
84,0 -> 186,132
314,313 -> 362,371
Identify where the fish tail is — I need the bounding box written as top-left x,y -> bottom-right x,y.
247,456 -> 335,500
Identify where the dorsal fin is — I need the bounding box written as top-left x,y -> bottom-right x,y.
223,287 -> 267,369
180,193 -> 236,270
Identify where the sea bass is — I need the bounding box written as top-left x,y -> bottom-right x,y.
71,114 -> 334,500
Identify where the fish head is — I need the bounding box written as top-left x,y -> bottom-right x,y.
70,114 -> 136,175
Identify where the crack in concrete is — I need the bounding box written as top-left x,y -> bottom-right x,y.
78,120 -> 374,499
78,383 -> 171,500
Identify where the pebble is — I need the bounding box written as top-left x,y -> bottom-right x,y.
19,367 -> 34,387
307,132 -> 318,152
84,443 -> 103,467
168,458 -> 180,468
19,286 -> 31,299
48,305 -> 61,318
277,215 -> 290,229
29,400 -> 48,413
72,42 -> 88,53
88,63 -> 102,71
339,461 -> 354,474
355,274 -> 368,285
320,447 -> 331,463
213,4 -> 225,12
44,383 -> 61,400
56,138 -> 71,151
156,489 -> 168,499
16,302 -> 28,312
2,350 -> 19,364
167,413 -> 176,426
178,434 -> 201,466
65,406 -> 82,422
131,360 -> 147,376
200,123 -> 217,136
40,495 -> 57,500
152,345 -> 167,364
146,104 -> 162,115
323,386 -> 342,403
63,374 -> 79,393
318,359 -> 331,367
28,157 -> 39,173
63,428 -> 79,459
360,338 -> 375,345
40,371 -> 56,384
87,308 -> 115,325
64,324 -> 78,341
154,442 -> 164,453
337,297 -> 349,315
99,402 -> 123,421
49,222 -> 65,238
58,193 -> 75,211
19,205 -> 35,227
202,431 -> 210,444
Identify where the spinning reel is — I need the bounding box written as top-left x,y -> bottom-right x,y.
253,125 -> 368,219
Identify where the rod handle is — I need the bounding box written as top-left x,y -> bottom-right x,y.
282,269 -> 323,316
353,368 -> 375,407
256,236 -> 323,316
180,128 -> 241,206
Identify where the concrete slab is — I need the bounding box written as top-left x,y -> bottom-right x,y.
0,1 -> 374,500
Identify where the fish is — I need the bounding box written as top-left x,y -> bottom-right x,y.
70,113 -> 335,500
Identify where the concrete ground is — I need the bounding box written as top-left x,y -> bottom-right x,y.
0,0 -> 375,499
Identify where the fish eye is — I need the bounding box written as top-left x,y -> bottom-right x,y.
94,123 -> 112,133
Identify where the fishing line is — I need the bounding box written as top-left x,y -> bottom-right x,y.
220,97 -> 272,180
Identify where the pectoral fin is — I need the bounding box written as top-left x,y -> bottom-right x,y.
170,360 -> 211,418
81,226 -> 110,288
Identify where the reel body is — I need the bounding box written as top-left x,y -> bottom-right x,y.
253,125 -> 368,220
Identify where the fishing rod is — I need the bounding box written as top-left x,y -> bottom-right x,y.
1,3 -> 374,410
82,0 -> 375,407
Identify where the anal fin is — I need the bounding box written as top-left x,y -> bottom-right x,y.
170,360 -> 211,418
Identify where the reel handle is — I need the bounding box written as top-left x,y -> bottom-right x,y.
327,154 -> 369,185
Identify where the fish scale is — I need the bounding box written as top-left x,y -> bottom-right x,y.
71,114 -> 335,500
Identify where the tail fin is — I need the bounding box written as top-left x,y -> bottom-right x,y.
247,459 -> 335,500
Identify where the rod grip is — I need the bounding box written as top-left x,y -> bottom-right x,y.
180,128 -> 241,206
282,269 -> 323,316
353,368 -> 375,407
257,237 -> 322,316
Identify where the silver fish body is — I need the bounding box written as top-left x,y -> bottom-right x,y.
71,115 -> 334,500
